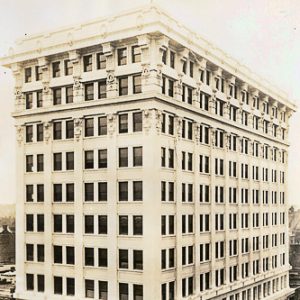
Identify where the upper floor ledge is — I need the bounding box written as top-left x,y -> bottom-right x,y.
0,3 -> 296,112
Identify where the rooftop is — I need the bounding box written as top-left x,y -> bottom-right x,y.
0,3 -> 296,111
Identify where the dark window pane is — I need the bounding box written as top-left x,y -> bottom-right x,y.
54,276 -> 63,294
119,182 -> 128,201
66,152 -> 74,170
133,112 -> 142,132
85,151 -> 94,169
66,120 -> 74,138
84,55 -> 93,72
98,117 -> 107,135
26,274 -> 34,291
98,182 -> 107,201
119,148 -> 128,167
119,216 -> 128,235
85,216 -> 94,234
53,122 -> 62,140
118,48 -> 127,65
119,77 -> 128,96
85,248 -> 94,266
119,114 -> 128,133
133,181 -> 143,201
66,277 -> 75,296
98,149 -> 107,168
133,147 -> 143,166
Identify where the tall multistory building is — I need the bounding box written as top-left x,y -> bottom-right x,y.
1,4 -> 296,300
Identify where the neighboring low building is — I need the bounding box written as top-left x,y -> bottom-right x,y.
0,226 -> 15,264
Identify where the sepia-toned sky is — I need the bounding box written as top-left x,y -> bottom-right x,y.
0,0 -> 300,206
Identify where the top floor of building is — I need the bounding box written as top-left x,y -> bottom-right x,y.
0,3 -> 296,123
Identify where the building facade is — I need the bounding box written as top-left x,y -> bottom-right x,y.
1,4 -> 296,300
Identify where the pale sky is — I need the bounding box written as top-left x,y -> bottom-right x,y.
0,0 -> 300,206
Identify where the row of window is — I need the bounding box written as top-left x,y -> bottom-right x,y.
25,180 -> 285,206
24,74 -> 141,109
26,273 -> 286,300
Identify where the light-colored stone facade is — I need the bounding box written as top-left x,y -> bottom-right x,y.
1,4 -> 296,300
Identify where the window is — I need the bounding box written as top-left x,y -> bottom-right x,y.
25,93 -> 33,109
200,92 -> 209,111
84,55 -> 93,72
85,247 -> 94,266
133,250 -> 143,270
54,245 -> 62,264
65,152 -> 74,171
52,62 -> 60,77
37,90 -> 43,107
189,61 -> 194,77
118,48 -> 127,65
96,52 -> 106,69
162,49 -> 167,64
168,79 -> 174,97
26,273 -> 34,291
37,123 -> 44,141
119,77 -> 128,96
85,83 -> 94,101
66,246 -> 75,264
85,183 -> 94,202
53,184 -> 62,202
133,75 -> 142,94
85,280 -> 94,298
133,112 -> 143,132
66,215 -> 75,233
26,155 -> 33,172
119,216 -> 128,235
199,184 -> 209,203
97,182 -> 107,202
170,51 -> 175,68
26,244 -> 34,261
67,278 -> 75,296
98,281 -> 108,300
119,283 -> 128,300
98,80 -> 107,99
66,120 -> 74,139
37,184 -> 44,202
53,153 -> 62,171
53,122 -> 62,140
37,214 -> 44,232
64,59 -> 73,76
37,274 -> 44,292
168,149 -> 174,168
98,116 -> 107,135
36,65 -> 43,80
66,86 -> 73,103
54,215 -> 62,232
133,147 -> 143,166
98,149 -> 107,168
66,183 -> 74,202
119,114 -> 128,133
119,182 -> 128,201
119,249 -> 128,268
53,88 -> 62,105
26,125 -> 33,142
25,67 -> 32,83
132,45 -> 141,63
85,151 -> 94,169
98,215 -> 107,234
98,248 -> 108,267
133,216 -> 143,235
85,118 -> 94,137
54,276 -> 62,295
133,181 -> 143,201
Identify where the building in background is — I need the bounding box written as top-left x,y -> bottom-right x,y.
0,225 -> 15,265
0,3 -> 296,300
